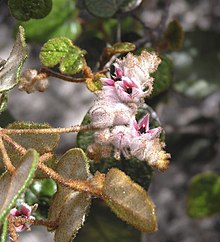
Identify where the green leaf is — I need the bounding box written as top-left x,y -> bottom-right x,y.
187,172 -> 220,218
86,74 -> 104,92
0,26 -> 28,93
150,54 -> 173,97
103,168 -> 157,232
0,217 -> 8,242
22,0 -> 80,43
84,0 -> 126,18
48,148 -> 91,242
40,37 -> 85,75
0,149 -> 38,223
111,42 -> 136,54
9,0 -> 52,21
0,93 -> 8,114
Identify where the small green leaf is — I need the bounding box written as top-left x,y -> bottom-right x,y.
112,42 -> 136,54
9,0 -> 52,21
0,149 -> 38,223
0,26 -> 28,93
40,37 -> 85,75
103,168 -> 157,232
0,93 -> 8,114
49,148 -> 91,242
86,74 -> 104,92
150,54 -> 173,97
164,20 -> 184,51
187,172 -> 220,218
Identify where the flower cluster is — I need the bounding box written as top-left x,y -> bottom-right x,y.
89,51 -> 170,171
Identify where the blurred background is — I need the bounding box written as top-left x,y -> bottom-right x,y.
0,0 -> 220,241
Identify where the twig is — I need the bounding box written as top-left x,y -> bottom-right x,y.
40,67 -> 86,83
0,137 -> 15,174
0,124 -> 96,135
8,216 -> 18,242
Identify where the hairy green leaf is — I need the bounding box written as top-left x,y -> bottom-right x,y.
103,168 -> 157,232
0,26 -> 28,93
187,172 -> 220,218
0,149 -> 38,223
48,148 -> 91,242
9,0 -> 52,21
40,37 -> 85,75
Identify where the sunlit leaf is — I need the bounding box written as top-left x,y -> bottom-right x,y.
0,26 -> 28,93
0,149 -> 38,223
48,148 -> 91,242
111,42 -> 136,54
8,0 -> 52,21
103,168 -> 157,232
187,172 -> 220,218
40,37 -> 86,75
86,74 -> 104,92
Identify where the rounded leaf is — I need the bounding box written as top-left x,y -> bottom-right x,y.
40,37 -> 85,75
103,168 -> 157,232
48,149 -> 91,241
187,172 -> 220,218
9,0 -> 52,21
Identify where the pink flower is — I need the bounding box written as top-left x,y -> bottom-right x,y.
133,113 -> 162,140
10,203 -> 35,232
114,51 -> 161,96
89,100 -> 137,128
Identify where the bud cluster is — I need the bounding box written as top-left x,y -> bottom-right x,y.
89,51 -> 170,171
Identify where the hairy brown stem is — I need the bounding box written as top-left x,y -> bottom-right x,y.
2,134 -> 26,156
40,67 -> 86,83
8,216 -> 18,242
0,124 -> 95,135
38,162 -> 102,197
0,137 -> 15,174
10,216 -> 58,230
